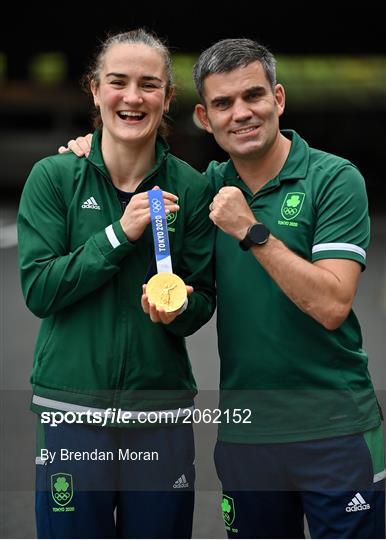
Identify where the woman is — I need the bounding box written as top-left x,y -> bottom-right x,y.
18,29 -> 215,539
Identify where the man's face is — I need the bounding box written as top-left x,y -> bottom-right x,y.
195,61 -> 285,162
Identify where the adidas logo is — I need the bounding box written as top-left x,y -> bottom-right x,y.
82,197 -> 101,210
173,474 -> 189,489
345,492 -> 370,512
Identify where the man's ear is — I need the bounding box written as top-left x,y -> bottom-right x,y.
275,84 -> 286,118
194,103 -> 213,133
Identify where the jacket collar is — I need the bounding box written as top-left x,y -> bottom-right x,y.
87,128 -> 170,181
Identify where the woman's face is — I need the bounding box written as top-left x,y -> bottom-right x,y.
91,42 -> 172,145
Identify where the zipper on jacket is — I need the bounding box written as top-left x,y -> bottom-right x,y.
114,171 -> 166,397
87,156 -> 168,399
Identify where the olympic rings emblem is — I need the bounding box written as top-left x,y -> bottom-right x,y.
151,198 -> 162,213
54,492 -> 70,501
283,207 -> 297,217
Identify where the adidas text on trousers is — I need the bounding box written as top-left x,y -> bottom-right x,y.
215,425 -> 385,539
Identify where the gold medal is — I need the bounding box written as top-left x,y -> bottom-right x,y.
146,273 -> 187,312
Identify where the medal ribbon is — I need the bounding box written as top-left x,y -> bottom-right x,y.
148,189 -> 173,273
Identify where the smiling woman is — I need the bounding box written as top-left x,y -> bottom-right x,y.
17,28 -> 216,540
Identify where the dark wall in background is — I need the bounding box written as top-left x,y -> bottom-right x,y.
2,5 -> 386,79
1,7 -> 385,212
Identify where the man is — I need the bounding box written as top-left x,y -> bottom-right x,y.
192,38 -> 385,539
61,38 -> 385,539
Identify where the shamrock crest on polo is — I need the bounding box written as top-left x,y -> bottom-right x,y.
281,192 -> 305,220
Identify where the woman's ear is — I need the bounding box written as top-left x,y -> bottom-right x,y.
90,81 -> 99,108
164,85 -> 175,114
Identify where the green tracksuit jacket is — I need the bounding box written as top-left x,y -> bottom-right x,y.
18,131 -> 216,417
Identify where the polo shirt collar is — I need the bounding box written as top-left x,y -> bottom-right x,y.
222,129 -> 310,192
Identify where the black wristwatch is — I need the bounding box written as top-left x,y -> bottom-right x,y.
239,223 -> 270,251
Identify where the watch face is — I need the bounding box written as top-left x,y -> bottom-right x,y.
239,223 -> 270,250
249,224 -> 269,244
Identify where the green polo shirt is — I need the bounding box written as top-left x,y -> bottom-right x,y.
206,130 -> 381,443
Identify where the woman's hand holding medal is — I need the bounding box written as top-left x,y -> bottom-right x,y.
120,186 -> 179,242
141,283 -> 194,324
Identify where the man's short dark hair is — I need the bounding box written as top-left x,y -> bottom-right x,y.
193,38 -> 277,103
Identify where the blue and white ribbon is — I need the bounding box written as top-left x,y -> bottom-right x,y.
148,189 -> 173,273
